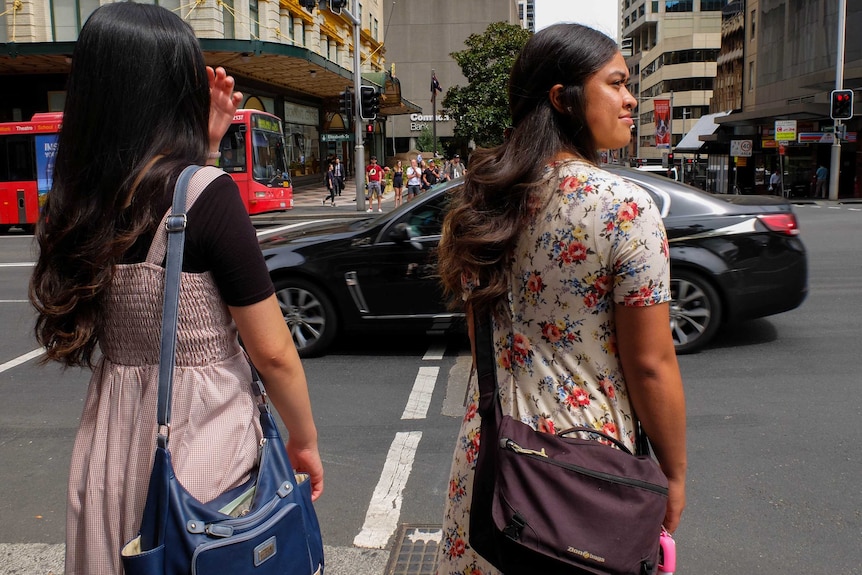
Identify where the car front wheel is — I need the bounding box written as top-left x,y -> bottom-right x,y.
669,270 -> 722,354
273,277 -> 338,357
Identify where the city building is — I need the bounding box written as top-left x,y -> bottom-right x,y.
383,0 -> 519,159
0,0 -> 419,180
705,0 -> 861,198
622,0 -> 730,188
518,0 -> 535,32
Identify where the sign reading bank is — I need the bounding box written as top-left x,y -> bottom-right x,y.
410,113 -> 452,132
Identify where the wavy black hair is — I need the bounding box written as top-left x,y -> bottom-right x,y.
30,1 -> 211,367
438,24 -> 619,319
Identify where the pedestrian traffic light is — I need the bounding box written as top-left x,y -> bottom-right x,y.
339,88 -> 353,121
830,89 -> 854,120
359,85 -> 379,121
366,122 -> 374,134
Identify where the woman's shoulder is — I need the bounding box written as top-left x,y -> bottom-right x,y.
551,160 -> 651,201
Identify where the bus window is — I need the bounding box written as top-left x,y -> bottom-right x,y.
252,129 -> 289,184
219,127 -> 247,173
0,135 -> 37,182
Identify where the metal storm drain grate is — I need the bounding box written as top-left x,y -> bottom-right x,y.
385,524 -> 442,575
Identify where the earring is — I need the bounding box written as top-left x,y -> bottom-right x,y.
566,106 -> 573,114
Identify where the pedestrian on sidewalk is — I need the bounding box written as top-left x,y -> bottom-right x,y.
28,4 -> 323,574
365,155 -> 384,212
392,159 -> 404,207
815,164 -> 828,198
406,158 -> 422,202
435,23 -> 686,574
332,156 -> 345,196
323,162 -> 337,206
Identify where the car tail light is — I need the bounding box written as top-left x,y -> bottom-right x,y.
757,213 -> 800,236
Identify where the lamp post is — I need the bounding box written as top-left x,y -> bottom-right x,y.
829,0 -> 847,201
337,0 -> 366,211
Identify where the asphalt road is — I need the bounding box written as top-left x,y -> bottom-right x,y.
1,201 -> 861,574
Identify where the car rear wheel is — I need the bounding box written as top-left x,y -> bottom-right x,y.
669,270 -> 722,354
273,277 -> 337,357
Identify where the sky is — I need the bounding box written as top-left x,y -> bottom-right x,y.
533,0 -> 620,40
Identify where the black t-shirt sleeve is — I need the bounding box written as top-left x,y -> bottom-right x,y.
185,175 -> 275,307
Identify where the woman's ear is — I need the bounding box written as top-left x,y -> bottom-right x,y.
549,84 -> 569,114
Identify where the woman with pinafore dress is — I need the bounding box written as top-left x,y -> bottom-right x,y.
29,4 -> 323,574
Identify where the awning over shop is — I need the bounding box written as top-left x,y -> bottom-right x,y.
361,71 -> 422,116
675,111 -> 732,152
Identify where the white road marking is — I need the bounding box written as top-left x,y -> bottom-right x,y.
0,300 -> 29,303
353,431 -> 422,549
422,342 -> 446,361
0,262 -> 35,267
401,367 -> 439,420
255,219 -> 338,240
0,348 -> 43,374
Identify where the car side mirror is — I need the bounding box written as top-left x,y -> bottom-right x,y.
389,222 -> 413,243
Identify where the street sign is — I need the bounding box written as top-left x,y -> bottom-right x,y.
775,120 -> 797,142
730,139 -> 753,157
321,133 -> 354,142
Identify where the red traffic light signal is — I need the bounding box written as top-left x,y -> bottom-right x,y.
366,123 -> 374,133
830,89 -> 854,120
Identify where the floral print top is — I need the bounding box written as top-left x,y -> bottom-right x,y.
436,159 -> 671,575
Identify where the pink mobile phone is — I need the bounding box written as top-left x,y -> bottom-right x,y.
657,528 -> 676,575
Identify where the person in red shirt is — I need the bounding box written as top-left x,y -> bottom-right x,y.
365,156 -> 384,213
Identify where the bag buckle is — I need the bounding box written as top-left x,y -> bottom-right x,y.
502,512 -> 527,541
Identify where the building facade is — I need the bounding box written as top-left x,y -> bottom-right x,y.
518,0 -> 535,32
708,0 -> 862,198
383,0 -> 519,158
622,0 -> 731,185
0,0 -> 419,178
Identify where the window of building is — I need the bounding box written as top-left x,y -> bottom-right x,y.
652,1 -> 659,12
373,17 -> 378,40
222,0 -> 235,39
748,60 -> 755,91
639,5 -> 645,17
665,0 -> 693,12
750,9 -> 756,40
249,0 -> 259,38
288,13 -> 295,42
301,22 -> 306,46
700,0 -> 727,10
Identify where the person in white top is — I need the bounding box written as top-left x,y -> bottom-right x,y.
405,158 -> 422,201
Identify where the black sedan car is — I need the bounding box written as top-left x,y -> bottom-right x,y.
259,168 -> 807,356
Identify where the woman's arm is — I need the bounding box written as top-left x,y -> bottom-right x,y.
229,296 -> 324,501
615,302 -> 686,533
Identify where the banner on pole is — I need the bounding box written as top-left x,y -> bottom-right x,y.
654,99 -> 671,147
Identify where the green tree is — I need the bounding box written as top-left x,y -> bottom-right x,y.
443,22 -> 531,148
416,126 -> 442,155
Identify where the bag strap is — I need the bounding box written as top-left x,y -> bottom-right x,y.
155,165 -> 203,448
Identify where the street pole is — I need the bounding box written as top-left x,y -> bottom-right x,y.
829,0 -> 846,201
341,0 -> 365,211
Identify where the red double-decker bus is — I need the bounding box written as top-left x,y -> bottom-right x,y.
218,110 -> 293,213
0,109 -> 291,233
0,112 -> 61,232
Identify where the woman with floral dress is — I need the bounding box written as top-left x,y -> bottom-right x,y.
435,23 -> 687,575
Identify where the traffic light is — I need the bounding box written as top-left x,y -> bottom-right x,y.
366,122 -> 374,134
339,88 -> 353,121
298,0 -> 316,11
359,85 -> 379,120
329,0 -> 347,12
830,89 -> 854,120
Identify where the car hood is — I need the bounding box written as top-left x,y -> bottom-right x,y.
257,217 -> 373,248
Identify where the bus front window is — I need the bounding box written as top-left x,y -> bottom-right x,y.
252,130 -> 290,186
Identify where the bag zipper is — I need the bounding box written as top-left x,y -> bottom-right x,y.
500,438 -> 669,496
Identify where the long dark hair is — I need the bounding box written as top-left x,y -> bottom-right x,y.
30,1 -> 211,367
438,24 -> 619,319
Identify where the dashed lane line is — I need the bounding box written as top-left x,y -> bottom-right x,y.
400,366 -> 439,420
0,348 -> 43,374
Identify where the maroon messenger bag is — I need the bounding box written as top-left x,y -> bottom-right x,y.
468,315 -> 669,575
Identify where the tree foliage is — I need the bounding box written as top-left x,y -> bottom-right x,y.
443,22 -> 532,148
416,125 -> 442,154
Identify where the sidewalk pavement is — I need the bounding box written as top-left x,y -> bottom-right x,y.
261,178 -> 400,222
